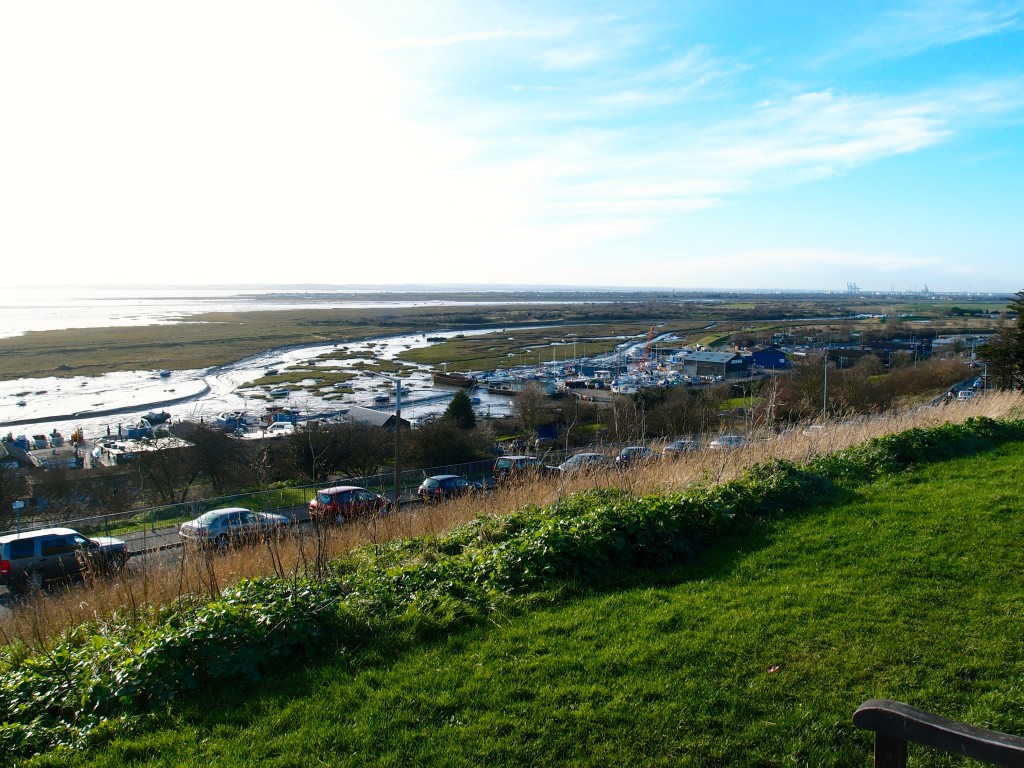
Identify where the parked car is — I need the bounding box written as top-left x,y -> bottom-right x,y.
308,485 -> 390,524
493,455 -> 559,483
417,474 -> 483,503
615,446 -> 654,466
957,389 -> 975,401
0,527 -> 128,593
708,434 -> 750,450
178,507 -> 289,549
661,439 -> 700,457
558,452 -> 611,473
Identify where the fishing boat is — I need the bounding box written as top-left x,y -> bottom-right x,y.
269,388 -> 289,398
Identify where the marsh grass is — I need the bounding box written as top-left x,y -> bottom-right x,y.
3,294 -> 988,381
3,391 -> 1023,654
0,302 -> 799,381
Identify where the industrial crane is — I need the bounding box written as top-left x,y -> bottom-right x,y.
638,325 -> 656,371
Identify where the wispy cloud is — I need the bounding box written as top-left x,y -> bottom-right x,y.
376,27 -> 565,52
830,0 -> 1024,61
595,46 -> 749,107
514,88 -> 959,223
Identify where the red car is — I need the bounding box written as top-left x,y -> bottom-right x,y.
308,485 -> 390,524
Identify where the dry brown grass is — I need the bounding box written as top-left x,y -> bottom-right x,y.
3,390 -> 1023,651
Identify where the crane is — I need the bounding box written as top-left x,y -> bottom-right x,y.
639,325 -> 656,372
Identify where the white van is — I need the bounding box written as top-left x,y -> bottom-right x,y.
265,422 -> 295,437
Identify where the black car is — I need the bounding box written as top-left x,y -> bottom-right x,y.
615,446 -> 655,466
0,527 -> 128,593
417,475 -> 483,503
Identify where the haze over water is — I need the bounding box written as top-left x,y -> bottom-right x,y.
0,286 -> 600,340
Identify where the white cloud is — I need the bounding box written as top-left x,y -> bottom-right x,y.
832,0 -> 1024,61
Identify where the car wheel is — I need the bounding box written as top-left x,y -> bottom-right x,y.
214,534 -> 230,552
23,569 -> 44,592
334,513 -> 346,525
109,551 -> 129,573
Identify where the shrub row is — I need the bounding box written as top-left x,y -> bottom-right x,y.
2,417 -> 1021,758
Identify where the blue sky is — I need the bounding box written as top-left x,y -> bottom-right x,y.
1,1 -> 1022,292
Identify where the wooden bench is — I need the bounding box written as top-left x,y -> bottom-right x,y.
853,699 -> 1024,766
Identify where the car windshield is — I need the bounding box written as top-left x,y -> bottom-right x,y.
194,511 -> 225,525
317,493 -> 332,504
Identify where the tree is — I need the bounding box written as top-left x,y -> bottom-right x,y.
287,422 -> 342,483
0,462 -> 27,530
284,421 -> 395,482
133,438 -> 203,504
406,418 -> 484,468
511,382 -> 553,433
175,423 -> 249,494
979,291 -> 1024,389
444,390 -> 477,430
645,385 -> 725,437
28,467 -> 90,522
330,422 -> 395,480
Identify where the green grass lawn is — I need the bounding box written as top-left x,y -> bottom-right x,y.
37,441 -> 1024,767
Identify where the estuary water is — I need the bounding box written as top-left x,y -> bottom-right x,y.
0,286 -> 548,439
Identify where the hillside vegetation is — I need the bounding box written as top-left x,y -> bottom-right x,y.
4,398 -> 1024,765
60,439 -> 1024,767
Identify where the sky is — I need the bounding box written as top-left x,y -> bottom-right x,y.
1,1 -> 1022,293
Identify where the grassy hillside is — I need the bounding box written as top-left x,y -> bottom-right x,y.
25,436 -> 1024,767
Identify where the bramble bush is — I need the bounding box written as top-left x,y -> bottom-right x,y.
1,417 -> 1021,758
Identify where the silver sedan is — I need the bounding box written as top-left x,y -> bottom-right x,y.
179,507 -> 289,549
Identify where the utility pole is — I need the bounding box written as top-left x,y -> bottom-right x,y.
823,351 -> 829,422
393,379 -> 402,509
368,372 -> 403,508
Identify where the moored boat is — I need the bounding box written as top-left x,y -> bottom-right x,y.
432,371 -> 477,388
